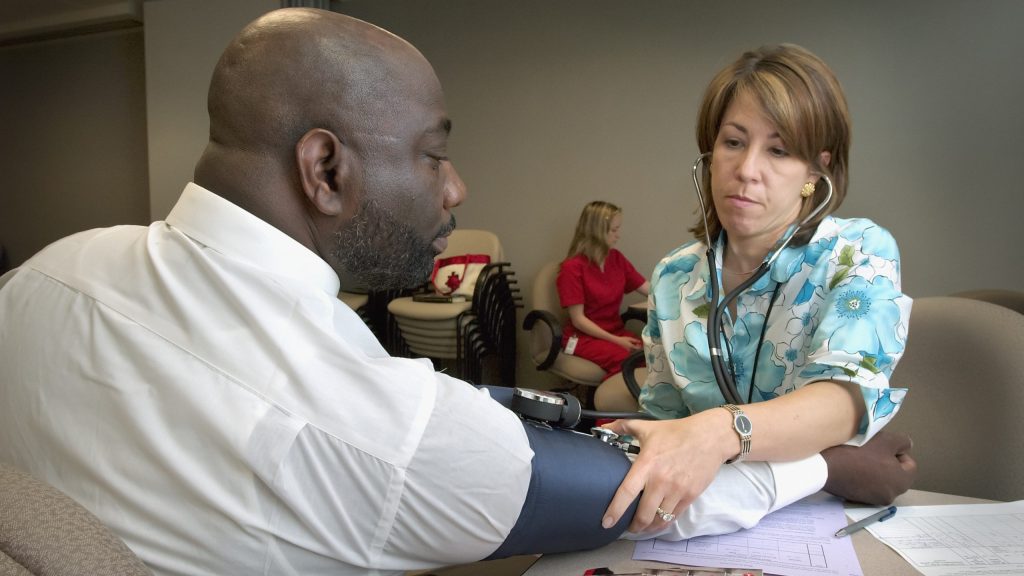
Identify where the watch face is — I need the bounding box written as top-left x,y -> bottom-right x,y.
735,414 -> 752,435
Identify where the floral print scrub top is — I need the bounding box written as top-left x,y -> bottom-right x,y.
638,216 -> 912,445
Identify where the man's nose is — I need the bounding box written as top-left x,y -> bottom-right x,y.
443,161 -> 466,208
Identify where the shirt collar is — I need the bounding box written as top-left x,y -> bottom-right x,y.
688,225 -> 814,301
165,183 -> 341,296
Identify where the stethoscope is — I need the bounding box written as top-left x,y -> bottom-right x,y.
690,152 -> 833,405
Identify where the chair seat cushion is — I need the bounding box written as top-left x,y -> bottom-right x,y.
388,296 -> 472,320
338,291 -> 369,311
549,353 -> 606,387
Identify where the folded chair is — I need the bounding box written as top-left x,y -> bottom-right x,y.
458,262 -> 522,386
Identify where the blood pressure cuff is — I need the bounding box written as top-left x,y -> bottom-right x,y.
482,386 -> 638,559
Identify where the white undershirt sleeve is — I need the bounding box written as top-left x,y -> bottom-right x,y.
623,454 -> 828,541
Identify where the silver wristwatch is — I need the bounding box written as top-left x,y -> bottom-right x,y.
722,404 -> 752,464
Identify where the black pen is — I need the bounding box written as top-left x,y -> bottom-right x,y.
835,506 -> 897,538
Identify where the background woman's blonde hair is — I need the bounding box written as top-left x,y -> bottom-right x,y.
692,43 -> 851,246
568,200 -> 622,264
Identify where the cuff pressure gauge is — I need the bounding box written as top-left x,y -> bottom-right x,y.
510,388 -> 581,429
510,388 -> 639,454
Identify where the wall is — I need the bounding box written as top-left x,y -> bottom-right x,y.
334,0 -> 1024,302
18,1 -> 1021,387
330,0 -> 1024,388
0,27 -> 148,267
143,0 -> 279,221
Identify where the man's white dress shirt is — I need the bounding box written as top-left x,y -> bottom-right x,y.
0,184 -> 825,575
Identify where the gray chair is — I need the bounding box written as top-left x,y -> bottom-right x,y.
951,288 -> 1024,315
886,296 -> 1024,501
0,464 -> 151,575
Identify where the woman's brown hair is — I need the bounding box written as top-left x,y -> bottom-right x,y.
692,44 -> 851,246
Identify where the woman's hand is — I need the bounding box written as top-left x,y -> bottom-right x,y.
600,410 -> 735,533
614,334 -> 643,351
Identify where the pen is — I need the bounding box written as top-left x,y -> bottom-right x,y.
835,506 -> 897,538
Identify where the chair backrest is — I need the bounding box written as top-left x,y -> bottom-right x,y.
887,296 -> 1024,501
530,261 -> 565,321
441,229 -> 503,262
526,261 -> 565,366
0,465 -> 152,575
951,288 -> 1024,315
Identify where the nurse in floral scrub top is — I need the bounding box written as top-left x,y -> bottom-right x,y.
601,44 -> 915,534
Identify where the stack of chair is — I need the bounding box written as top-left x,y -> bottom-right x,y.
459,262 -> 522,386
387,230 -> 520,385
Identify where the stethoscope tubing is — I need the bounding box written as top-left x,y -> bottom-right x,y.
690,153 -> 833,405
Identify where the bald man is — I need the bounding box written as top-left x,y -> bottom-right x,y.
0,8 -> 913,575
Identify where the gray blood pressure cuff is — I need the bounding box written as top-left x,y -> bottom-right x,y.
482,386 -> 639,558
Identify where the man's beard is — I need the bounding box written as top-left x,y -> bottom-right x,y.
332,199 -> 455,291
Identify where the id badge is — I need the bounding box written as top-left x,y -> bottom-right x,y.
564,334 -> 579,355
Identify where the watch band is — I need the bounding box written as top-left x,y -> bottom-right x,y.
722,404 -> 752,464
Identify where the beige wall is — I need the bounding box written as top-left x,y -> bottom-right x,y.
0,27 -> 148,267
143,0 -> 279,221
334,0 -> 1024,301
6,0 -> 1023,386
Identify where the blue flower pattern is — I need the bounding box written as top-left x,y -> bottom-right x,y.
639,217 -> 912,444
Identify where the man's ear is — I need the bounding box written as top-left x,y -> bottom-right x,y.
296,128 -> 351,216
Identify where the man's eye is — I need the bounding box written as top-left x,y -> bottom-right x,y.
426,154 -> 447,170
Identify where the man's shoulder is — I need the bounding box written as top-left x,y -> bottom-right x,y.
21,225 -> 150,279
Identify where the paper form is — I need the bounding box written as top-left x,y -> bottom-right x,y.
846,500 -> 1024,576
632,492 -> 863,576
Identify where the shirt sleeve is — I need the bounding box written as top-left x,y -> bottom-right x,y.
260,371 -> 533,572
617,251 -> 647,294
385,376 -> 534,567
798,221 -> 912,445
622,455 -> 828,541
638,247 -> 703,420
556,257 -> 585,308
